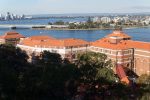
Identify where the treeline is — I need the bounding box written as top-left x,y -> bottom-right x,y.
68,17 -> 109,29
48,18 -> 112,29
68,22 -> 111,29
0,44 -> 149,100
48,17 -> 150,30
48,20 -> 66,25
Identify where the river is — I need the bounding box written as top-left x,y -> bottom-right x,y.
0,18 -> 150,42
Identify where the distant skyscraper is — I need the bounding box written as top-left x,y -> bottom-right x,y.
0,14 -> 3,20
5,12 -> 11,20
1,12 -> 26,20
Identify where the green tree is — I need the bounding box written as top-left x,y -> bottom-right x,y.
0,44 -> 29,100
39,51 -> 62,66
69,23 -> 77,29
0,44 -> 149,100
54,20 -> 65,25
77,52 -> 116,83
87,17 -> 92,24
137,74 -> 150,84
22,51 -> 80,100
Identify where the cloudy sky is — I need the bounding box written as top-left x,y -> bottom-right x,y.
0,0 -> 150,14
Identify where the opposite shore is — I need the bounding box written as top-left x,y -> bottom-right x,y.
32,25 -> 150,30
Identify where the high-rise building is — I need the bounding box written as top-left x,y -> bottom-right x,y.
1,12 -> 26,20
5,12 -> 11,20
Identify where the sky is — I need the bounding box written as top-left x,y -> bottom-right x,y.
0,0 -> 150,15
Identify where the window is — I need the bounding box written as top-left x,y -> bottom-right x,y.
99,49 -> 102,52
123,51 -> 129,54
129,50 -> 132,53
104,49 -> 110,53
117,51 -> 122,55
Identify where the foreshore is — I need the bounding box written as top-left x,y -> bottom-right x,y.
32,25 -> 150,30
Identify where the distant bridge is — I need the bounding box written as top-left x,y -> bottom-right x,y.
0,24 -> 69,29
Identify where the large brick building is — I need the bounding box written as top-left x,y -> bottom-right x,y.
17,35 -> 89,62
1,31 -> 149,78
90,30 -> 150,76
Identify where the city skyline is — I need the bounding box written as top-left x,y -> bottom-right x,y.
0,0 -> 150,15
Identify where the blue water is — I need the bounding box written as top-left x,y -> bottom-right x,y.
0,28 -> 150,42
0,18 -> 150,42
0,17 -> 87,25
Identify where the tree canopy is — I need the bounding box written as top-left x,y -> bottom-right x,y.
77,52 -> 116,83
0,44 -> 149,100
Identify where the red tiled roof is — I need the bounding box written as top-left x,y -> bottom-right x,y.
107,30 -> 131,39
0,36 -> 3,39
91,38 -> 131,50
59,38 -> 89,47
29,35 -> 55,40
19,31 -> 150,51
92,38 -> 150,50
126,40 -> 150,51
91,30 -> 132,50
21,36 -> 89,47
121,77 -> 130,84
0,31 -> 25,39
116,64 -> 127,79
116,64 -> 129,84
92,31 -> 150,51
